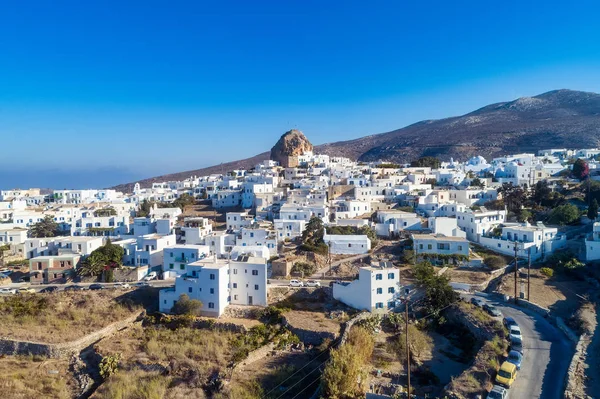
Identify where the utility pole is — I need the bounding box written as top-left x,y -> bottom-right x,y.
513,240 -> 518,304
405,300 -> 411,397
527,248 -> 531,301
327,241 -> 332,276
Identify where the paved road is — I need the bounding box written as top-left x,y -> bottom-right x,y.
466,293 -> 573,399
2,280 -> 174,293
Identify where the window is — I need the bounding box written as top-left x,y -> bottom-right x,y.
188,287 -> 192,293
234,295 -> 238,300
388,287 -> 395,293
419,244 -> 423,249
252,270 -> 258,276
233,269 -> 238,275
208,302 -> 214,309
458,245 -> 463,251
375,274 -> 382,280
210,288 -> 214,294
376,288 -> 382,294
169,263 -> 174,269
388,273 -> 394,279
233,283 -> 237,288
180,264 -> 185,270
210,274 -> 215,280
375,302 -> 384,309
170,252 -> 173,257
255,284 -> 259,290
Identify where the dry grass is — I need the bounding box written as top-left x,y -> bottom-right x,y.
0,356 -> 77,399
0,290 -> 142,343
284,310 -> 342,334
94,325 -> 244,399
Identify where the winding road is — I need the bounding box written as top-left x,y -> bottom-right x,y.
467,293 -> 573,399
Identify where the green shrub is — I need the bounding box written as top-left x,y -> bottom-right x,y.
483,255 -> 505,270
0,294 -> 48,317
171,294 -> 203,316
291,261 -> 317,276
99,353 -> 121,379
540,267 -> 554,278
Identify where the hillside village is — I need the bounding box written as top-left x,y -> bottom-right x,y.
1,131 -> 600,398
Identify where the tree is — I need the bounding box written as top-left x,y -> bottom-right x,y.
411,261 -> 458,313
301,216 -> 324,246
410,156 -> 441,169
172,193 -> 196,210
77,239 -> 125,279
171,294 -> 203,316
548,204 -> 580,225
359,225 -> 378,246
497,183 -> 526,213
588,199 -> 599,220
470,177 -> 485,188
29,215 -> 60,238
137,199 -> 153,217
572,158 -> 589,180
532,181 -> 552,206
483,255 -> 505,270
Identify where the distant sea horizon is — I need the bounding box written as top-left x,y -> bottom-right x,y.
0,167 -> 149,191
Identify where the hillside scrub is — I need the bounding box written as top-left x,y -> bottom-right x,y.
483,255 -> 505,270
0,291 -> 141,343
321,327 -> 374,399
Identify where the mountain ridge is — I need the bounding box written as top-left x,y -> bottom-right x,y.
113,89 -> 600,192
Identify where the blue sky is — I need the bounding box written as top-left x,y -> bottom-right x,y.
1,0 -> 600,188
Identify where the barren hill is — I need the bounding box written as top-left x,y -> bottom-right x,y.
113,89 -> 600,192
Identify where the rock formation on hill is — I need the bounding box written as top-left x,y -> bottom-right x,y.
270,129 -> 314,168
113,89 -> 600,192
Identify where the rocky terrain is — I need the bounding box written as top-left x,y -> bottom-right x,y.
113,89 -> 600,192
270,129 -> 313,167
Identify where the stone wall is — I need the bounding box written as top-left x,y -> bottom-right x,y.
0,311 -> 143,358
564,334 -> 590,399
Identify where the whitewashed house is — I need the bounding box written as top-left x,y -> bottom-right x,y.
323,231 -> 371,255
180,217 -> 213,245
163,244 -> 210,276
456,208 -> 506,242
412,234 -> 470,263
274,219 -> 306,241
159,247 -> 268,317
478,223 -> 566,260
375,210 -> 422,237
333,263 -> 400,312
585,222 -> 600,262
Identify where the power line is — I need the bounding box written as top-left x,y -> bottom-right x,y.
272,358 -> 331,399
287,374 -> 325,399
262,337 -> 340,398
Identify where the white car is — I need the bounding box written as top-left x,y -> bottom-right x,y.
289,279 -> 304,287
305,280 -> 320,287
509,325 -> 522,339
143,272 -> 157,281
0,288 -> 16,294
115,282 -> 131,290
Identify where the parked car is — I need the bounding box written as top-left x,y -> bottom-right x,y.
486,385 -> 509,399
305,280 -> 320,287
508,324 -> 522,339
0,288 -> 17,294
89,284 -> 104,290
495,361 -> 518,388
289,279 -> 304,287
64,285 -> 85,291
40,286 -> 59,293
143,272 -> 157,281
507,349 -> 523,370
18,287 -> 36,294
483,304 -> 502,317
115,282 -> 131,290
471,297 -> 485,307
0,268 -> 12,276
509,334 -> 524,354
503,316 -> 518,328
134,281 -> 150,288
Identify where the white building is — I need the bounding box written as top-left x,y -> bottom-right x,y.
158,247 -> 268,317
226,212 -> 254,232
323,231 -> 371,255
333,263 -> 400,312
478,223 -> 566,260
163,244 -> 210,276
457,208 -> 506,242
375,210 -> 423,237
412,234 -> 470,262
180,217 -> 213,245
274,219 -> 306,242
585,222 -> 600,262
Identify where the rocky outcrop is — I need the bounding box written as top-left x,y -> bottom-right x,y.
270,129 -> 313,168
